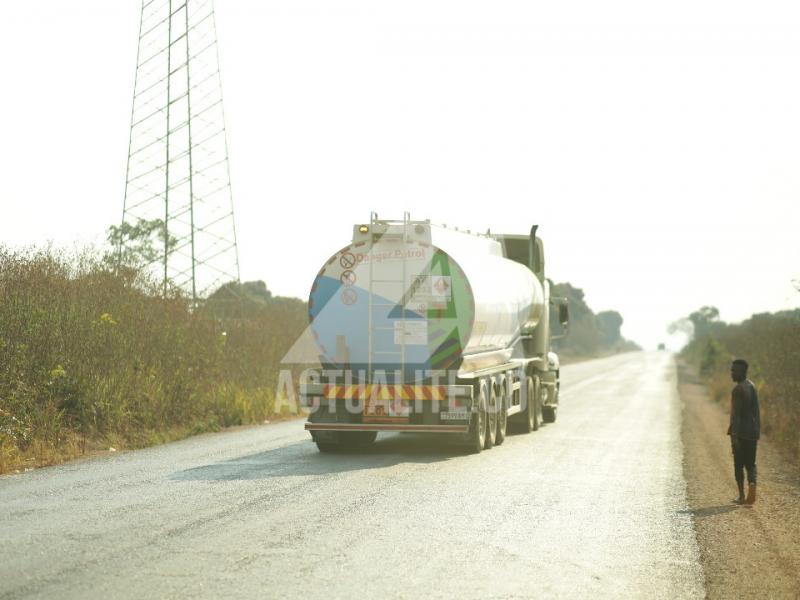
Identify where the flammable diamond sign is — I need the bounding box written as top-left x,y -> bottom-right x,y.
432,276 -> 451,299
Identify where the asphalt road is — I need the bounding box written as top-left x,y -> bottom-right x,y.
1,352 -> 703,599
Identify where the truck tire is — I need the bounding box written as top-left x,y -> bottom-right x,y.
517,375 -> 539,433
340,431 -> 378,448
542,406 -> 557,423
314,431 -> 377,452
485,379 -> 497,449
463,383 -> 487,454
494,376 -> 508,446
311,429 -> 339,452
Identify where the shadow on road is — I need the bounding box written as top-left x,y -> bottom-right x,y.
170,433 -> 466,482
679,505 -> 740,519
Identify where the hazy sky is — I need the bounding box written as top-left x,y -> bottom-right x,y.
2,1 -> 799,349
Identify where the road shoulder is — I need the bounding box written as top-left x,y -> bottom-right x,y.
678,360 -> 800,598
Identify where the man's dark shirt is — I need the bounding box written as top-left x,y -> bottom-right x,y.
730,379 -> 760,441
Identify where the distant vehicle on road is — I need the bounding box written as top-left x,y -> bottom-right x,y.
300,214 -> 569,453
658,343 -> 666,351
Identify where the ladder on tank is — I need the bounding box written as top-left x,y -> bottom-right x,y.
367,212 -> 411,384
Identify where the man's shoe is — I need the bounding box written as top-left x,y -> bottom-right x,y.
746,485 -> 757,505
733,483 -> 745,505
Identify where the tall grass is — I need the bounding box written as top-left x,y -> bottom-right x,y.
683,312 -> 800,463
0,246 -> 308,473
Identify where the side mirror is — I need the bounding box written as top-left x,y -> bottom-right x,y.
550,297 -> 569,340
558,303 -> 569,327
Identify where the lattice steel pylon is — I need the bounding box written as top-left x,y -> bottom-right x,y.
120,0 -> 240,302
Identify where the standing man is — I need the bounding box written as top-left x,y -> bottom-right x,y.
727,359 -> 760,505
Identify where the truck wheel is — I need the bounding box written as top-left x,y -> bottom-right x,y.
485,381 -> 497,450
339,431 -> 378,449
495,377 -> 508,446
542,406 -> 557,423
518,376 -> 539,433
463,384 -> 487,454
314,431 -> 376,452
312,430 -> 340,452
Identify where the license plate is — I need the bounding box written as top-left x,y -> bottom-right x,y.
440,411 -> 469,421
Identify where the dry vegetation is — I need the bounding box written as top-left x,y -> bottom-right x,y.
679,307 -> 800,463
0,246 -> 307,474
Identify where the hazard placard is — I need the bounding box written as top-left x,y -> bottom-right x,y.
432,276 -> 451,299
341,288 -> 357,306
340,270 -> 356,286
364,397 -> 410,419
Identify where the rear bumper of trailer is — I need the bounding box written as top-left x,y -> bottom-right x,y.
300,381 -> 474,433
304,422 -> 469,433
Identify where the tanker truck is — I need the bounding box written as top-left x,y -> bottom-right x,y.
299,213 -> 569,453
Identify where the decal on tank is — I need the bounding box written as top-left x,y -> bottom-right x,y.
308,241 -> 474,382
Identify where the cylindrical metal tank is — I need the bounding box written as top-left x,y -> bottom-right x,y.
308,223 -> 544,381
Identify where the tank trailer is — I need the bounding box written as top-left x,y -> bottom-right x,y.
300,214 -> 568,453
